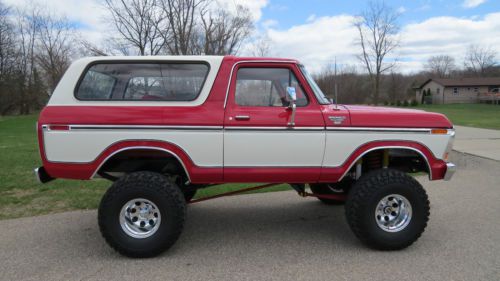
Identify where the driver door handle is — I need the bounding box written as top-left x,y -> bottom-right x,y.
235,115 -> 250,121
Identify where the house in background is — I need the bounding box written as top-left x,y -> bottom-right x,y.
415,77 -> 500,104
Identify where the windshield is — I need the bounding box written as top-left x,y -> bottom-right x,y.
299,65 -> 331,105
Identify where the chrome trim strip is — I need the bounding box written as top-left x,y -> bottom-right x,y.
327,127 -> 432,133
223,60 -> 298,108
43,124 -> 453,134
69,125 -> 223,131
224,126 -> 325,131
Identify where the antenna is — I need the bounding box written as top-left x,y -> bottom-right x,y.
334,57 -> 339,110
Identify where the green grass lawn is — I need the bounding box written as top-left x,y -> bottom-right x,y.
415,104 -> 500,130
0,115 -> 289,220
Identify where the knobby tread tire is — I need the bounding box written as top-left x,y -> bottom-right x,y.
345,169 -> 430,250
98,171 -> 186,258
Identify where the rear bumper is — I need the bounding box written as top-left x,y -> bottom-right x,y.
443,162 -> 456,181
34,167 -> 54,184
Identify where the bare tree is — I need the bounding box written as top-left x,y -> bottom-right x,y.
464,44 -> 497,76
160,0 -> 208,55
103,0 -> 168,55
36,13 -> 75,92
79,40 -> 109,56
354,1 -> 400,104
16,5 -> 46,114
0,2 -> 19,114
0,3 -> 16,76
251,35 -> 271,57
424,55 -> 455,78
199,5 -> 253,55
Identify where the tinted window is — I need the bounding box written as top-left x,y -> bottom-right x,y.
77,70 -> 116,100
235,68 -> 308,107
76,62 -> 209,101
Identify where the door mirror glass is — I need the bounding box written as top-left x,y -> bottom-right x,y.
286,86 -> 297,102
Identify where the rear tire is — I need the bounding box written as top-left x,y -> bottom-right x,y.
345,169 -> 429,250
98,171 -> 186,258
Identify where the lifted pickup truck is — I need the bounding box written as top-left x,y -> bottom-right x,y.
35,56 -> 455,257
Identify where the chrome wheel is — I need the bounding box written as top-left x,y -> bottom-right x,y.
375,194 -> 412,233
119,198 -> 161,239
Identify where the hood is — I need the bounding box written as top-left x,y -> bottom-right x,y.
342,105 -> 453,128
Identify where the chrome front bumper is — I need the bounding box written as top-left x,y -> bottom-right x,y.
444,162 -> 456,181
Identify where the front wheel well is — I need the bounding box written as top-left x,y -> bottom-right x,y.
343,148 -> 431,181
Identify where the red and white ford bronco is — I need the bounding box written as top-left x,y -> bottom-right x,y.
35,56 -> 455,257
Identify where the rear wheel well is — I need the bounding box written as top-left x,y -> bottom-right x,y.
96,148 -> 189,182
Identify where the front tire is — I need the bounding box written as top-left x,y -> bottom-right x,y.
98,171 -> 186,258
345,169 -> 429,250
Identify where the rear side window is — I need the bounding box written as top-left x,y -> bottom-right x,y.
75,62 -> 209,101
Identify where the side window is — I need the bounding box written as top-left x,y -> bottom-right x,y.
76,70 -> 116,100
75,62 -> 209,101
235,67 -> 308,107
453,87 -> 458,95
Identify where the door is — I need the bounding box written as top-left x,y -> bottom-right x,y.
223,63 -> 326,182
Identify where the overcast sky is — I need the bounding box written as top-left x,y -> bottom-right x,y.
4,0 -> 500,73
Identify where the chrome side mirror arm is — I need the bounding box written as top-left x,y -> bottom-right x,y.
287,102 -> 296,127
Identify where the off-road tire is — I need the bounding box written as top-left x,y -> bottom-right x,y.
345,169 -> 430,250
98,171 -> 186,258
309,179 -> 352,205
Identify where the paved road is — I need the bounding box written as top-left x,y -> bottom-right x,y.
454,125 -> 500,161
1,152 -> 499,281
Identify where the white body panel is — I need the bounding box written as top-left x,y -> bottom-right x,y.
323,131 -> 452,166
223,130 -> 325,167
48,56 -> 224,107
43,127 -> 453,168
43,129 -> 223,166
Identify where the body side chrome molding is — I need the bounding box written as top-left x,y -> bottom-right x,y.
68,125 -> 223,131
43,124 -> 453,134
224,126 -> 325,131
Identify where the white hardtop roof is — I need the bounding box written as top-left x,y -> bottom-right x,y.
75,56 -> 225,64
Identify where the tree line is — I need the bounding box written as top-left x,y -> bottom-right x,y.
0,0 -> 498,115
0,0 -> 253,115
315,1 -> 499,105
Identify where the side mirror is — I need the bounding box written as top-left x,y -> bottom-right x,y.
286,87 -> 296,126
286,86 -> 297,103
